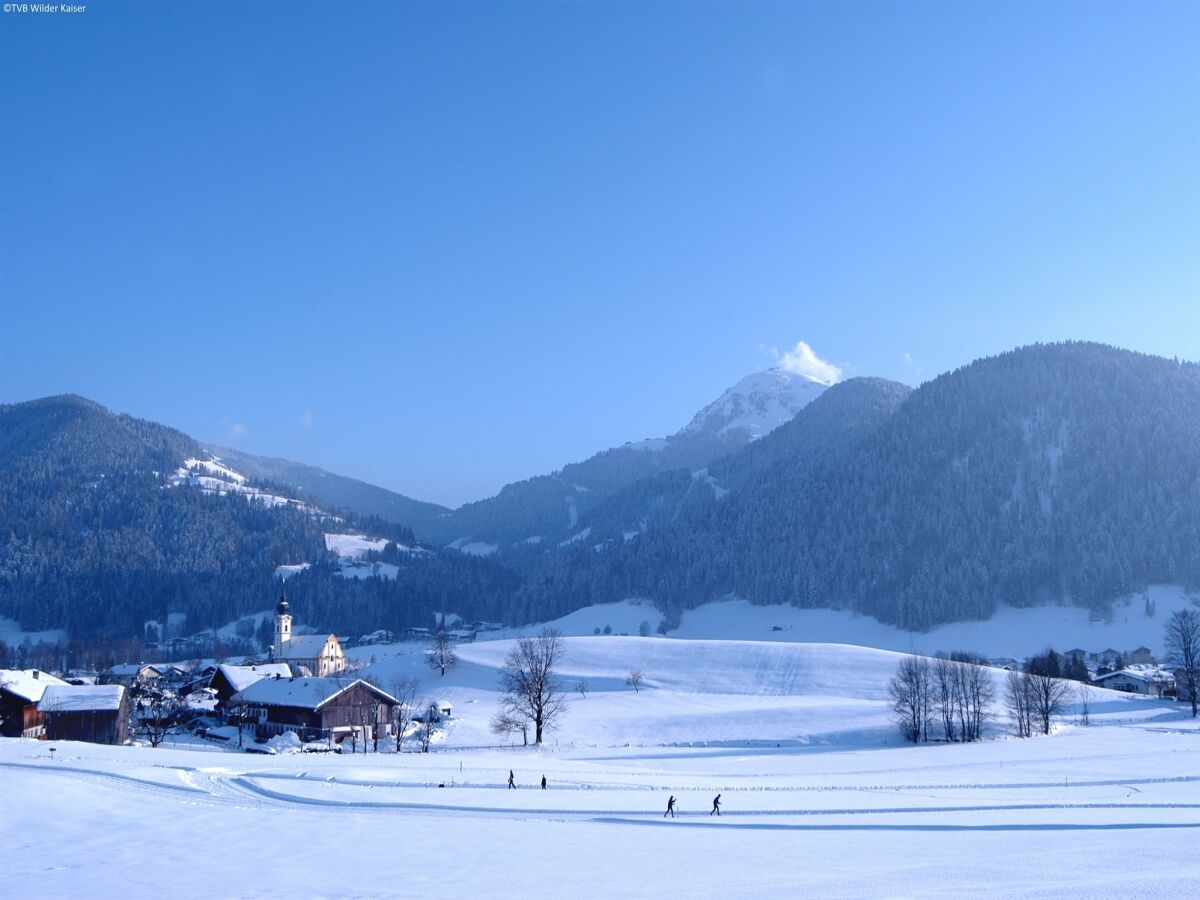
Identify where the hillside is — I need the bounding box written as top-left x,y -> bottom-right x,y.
511,343 -> 1200,629
0,397 -> 516,647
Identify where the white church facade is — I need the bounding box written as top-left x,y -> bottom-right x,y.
270,593 -> 345,677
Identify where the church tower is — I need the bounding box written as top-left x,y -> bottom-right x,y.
273,591 -> 293,660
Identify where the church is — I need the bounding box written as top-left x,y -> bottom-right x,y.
270,593 -> 346,677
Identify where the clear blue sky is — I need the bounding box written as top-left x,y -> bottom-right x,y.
2,1 -> 1197,507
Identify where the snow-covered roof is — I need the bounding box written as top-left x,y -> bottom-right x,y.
215,663 -> 292,693
277,635 -> 336,658
230,676 -> 396,711
38,684 -> 126,712
104,663 -> 159,677
1094,669 -> 1161,684
0,669 -> 69,704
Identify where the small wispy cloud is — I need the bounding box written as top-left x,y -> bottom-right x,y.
902,351 -> 924,378
221,418 -> 249,438
773,341 -> 843,385
299,408 -> 314,428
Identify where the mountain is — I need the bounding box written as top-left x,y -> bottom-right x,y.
415,367 -> 828,549
202,445 -> 451,535
0,396 -> 516,649
518,342 -> 1200,631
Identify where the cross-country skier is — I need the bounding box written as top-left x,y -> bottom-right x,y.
710,794 -> 721,816
664,795 -> 676,818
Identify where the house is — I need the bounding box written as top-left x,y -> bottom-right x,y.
447,629 -> 476,643
358,630 -> 394,646
38,684 -> 130,744
269,594 -> 345,677
1092,669 -> 1154,695
229,676 -> 397,744
98,664 -> 161,687
405,627 -> 431,641
207,663 -> 292,707
0,669 -> 70,738
1127,646 -> 1157,665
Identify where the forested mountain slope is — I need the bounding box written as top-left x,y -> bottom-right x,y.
513,344 -> 1200,630
0,397 -> 515,644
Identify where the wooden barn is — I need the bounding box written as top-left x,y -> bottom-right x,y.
38,685 -> 130,744
229,676 -> 397,744
0,669 -> 70,738
207,663 -> 292,708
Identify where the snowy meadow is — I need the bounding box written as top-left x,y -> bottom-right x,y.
3,635 -> 1198,899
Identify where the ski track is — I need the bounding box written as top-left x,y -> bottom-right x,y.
7,762 -> 1198,831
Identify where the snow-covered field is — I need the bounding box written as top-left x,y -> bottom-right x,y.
3,636 -> 1198,898
504,584 -> 1198,661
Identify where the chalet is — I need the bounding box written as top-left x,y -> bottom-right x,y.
1092,669 -> 1153,695
38,684 -> 130,744
207,663 -> 292,707
0,669 -> 70,738
98,664 -> 161,687
269,594 -> 345,677
229,676 -> 397,744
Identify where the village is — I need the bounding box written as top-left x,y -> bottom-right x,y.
1,590 -> 1197,753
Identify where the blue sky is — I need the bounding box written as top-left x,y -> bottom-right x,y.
2,1 -> 1197,506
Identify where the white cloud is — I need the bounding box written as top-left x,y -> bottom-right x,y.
226,421 -> 249,437
774,341 -> 842,385
299,408 -> 314,428
903,351 -> 913,366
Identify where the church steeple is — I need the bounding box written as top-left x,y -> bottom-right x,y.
273,589 -> 293,659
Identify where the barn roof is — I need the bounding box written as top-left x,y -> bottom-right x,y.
104,664 -> 159,677
39,684 -> 126,712
0,669 -> 69,704
230,676 -> 396,711
214,663 -> 292,693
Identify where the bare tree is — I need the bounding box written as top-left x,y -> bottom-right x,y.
133,676 -> 180,748
957,656 -> 995,742
888,655 -> 931,744
498,629 -> 566,744
390,675 -> 418,752
426,631 -> 459,677
416,701 -> 438,752
489,710 -> 528,746
1076,681 -> 1092,726
1005,669 -> 1034,738
1026,670 -> 1072,735
1165,608 -> 1200,718
625,669 -> 644,694
932,656 -> 960,742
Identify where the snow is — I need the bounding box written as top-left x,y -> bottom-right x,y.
325,532 -> 420,580
558,526 -> 592,547
325,533 -> 390,558
447,538 -> 499,557
214,664 -> 292,693
230,676 -> 392,710
680,368 -> 827,440
273,563 -> 310,579
171,456 -> 315,511
0,616 -> 67,647
0,669 -> 69,704
37,684 -> 125,712
667,585 -> 1199,660
3,633 -> 1198,899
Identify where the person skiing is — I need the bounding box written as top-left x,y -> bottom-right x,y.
664,795 -> 676,818
541,775 -> 547,790
710,794 -> 721,816
507,770 -> 515,789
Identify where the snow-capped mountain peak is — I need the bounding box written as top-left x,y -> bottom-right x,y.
679,368 -> 828,440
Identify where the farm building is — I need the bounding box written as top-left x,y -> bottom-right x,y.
229,676 -> 397,744
38,685 -> 129,744
98,664 -> 161,687
207,663 -> 292,707
0,669 -> 70,738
